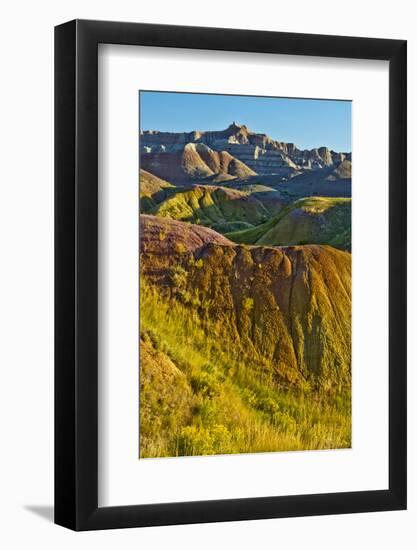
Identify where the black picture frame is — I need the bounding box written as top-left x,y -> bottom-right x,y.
55,19 -> 407,531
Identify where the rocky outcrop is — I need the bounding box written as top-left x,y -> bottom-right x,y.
326,159 -> 352,180
141,140 -> 256,183
140,122 -> 351,180
140,214 -> 233,257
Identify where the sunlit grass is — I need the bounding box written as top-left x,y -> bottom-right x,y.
140,278 -> 351,458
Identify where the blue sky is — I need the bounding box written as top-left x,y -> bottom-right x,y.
139,91 -> 351,152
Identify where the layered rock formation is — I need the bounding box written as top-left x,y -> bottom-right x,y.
140,122 -> 351,182
141,141 -> 256,183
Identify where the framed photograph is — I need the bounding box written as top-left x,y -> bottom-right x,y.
55,19 -> 407,530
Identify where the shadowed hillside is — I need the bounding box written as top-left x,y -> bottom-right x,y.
204,182 -> 285,215
139,169 -> 176,212
327,159 -> 351,180
225,160 -> 351,203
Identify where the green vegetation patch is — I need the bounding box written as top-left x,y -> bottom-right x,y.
139,169 -> 176,213
149,185 -> 275,234
227,196 -> 351,251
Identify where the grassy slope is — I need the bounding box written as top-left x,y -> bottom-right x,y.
139,215 -> 351,458
140,278 -> 351,458
150,184 -> 273,233
139,169 -> 176,212
227,196 -> 351,250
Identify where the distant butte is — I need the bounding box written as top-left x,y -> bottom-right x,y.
140,122 -> 351,183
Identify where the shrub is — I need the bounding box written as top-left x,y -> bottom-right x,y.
241,388 -> 258,408
174,242 -> 187,254
257,396 -> 279,415
170,265 -> 188,288
196,400 -> 218,425
176,424 -> 233,456
191,371 -> 220,399
176,426 -> 214,455
242,297 -> 254,312
202,362 -> 225,382
200,298 -> 213,312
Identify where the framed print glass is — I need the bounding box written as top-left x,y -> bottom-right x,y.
54,19 -> 407,530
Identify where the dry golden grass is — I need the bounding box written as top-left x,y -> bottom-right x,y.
140,278 -> 351,458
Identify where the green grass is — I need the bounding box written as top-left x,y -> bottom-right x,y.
149,185 -> 271,233
140,278 -> 351,458
139,169 -> 176,213
227,196 -> 351,250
